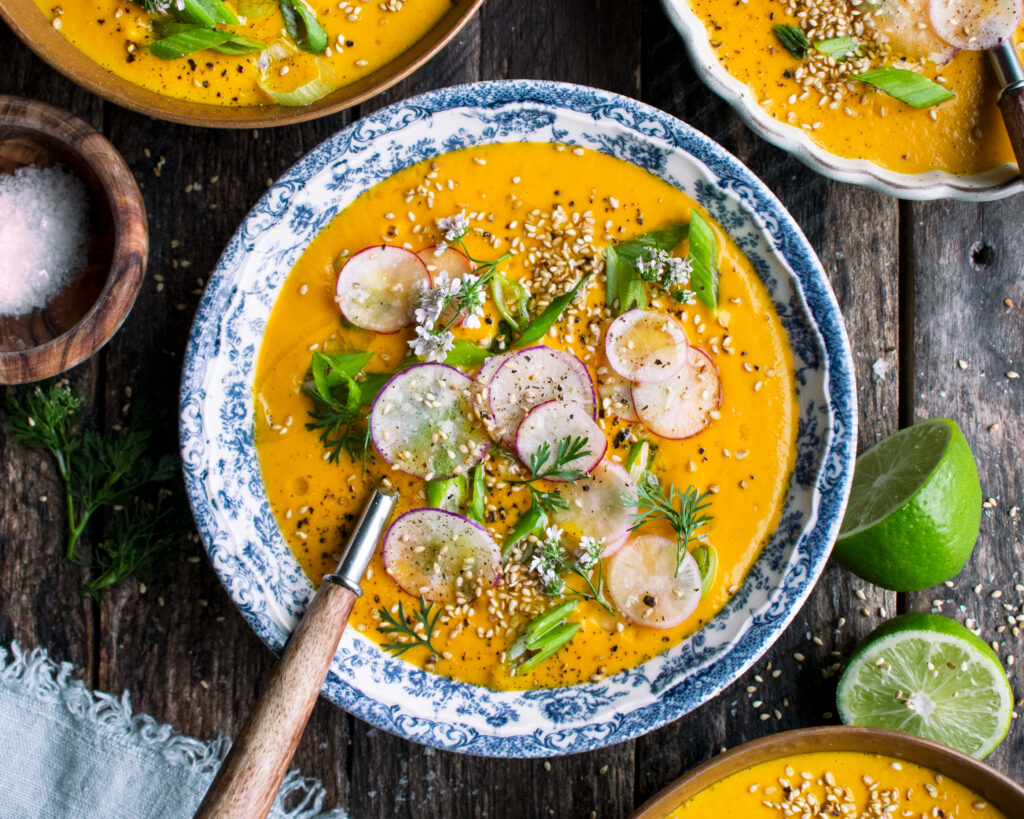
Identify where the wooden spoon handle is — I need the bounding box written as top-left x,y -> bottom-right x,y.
999,82 -> 1024,173
193,577 -> 355,819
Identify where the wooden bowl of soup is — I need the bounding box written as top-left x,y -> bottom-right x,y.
0,96 -> 146,384
634,726 -> 1024,818
0,0 -> 482,128
661,0 -> 1024,200
180,80 -> 858,756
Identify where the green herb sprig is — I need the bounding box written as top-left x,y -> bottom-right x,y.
625,471 -> 713,576
376,596 -> 443,657
302,350 -> 379,469
773,24 -> 810,59
532,532 -> 613,614
512,434 -> 591,516
1,383 -> 183,596
604,224 -> 689,315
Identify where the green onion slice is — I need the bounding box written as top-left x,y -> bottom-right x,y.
426,475 -> 467,513
257,57 -> 337,106
815,36 -> 859,60
773,24 -> 809,59
853,67 -> 956,109
280,0 -> 328,53
467,464 -> 486,523
176,0 -> 238,27
687,209 -> 720,311
515,272 -> 592,347
236,0 -> 274,17
491,272 -> 530,331
692,543 -> 718,601
149,25 -> 264,58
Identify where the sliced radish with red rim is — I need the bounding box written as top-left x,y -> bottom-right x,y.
929,0 -> 1021,50
486,346 -> 596,448
604,309 -> 689,383
873,0 -> 958,64
515,400 -> 606,479
475,351 -> 512,389
417,245 -> 475,325
553,459 -> 636,556
597,366 -> 639,422
607,535 -> 702,629
631,347 -> 721,440
382,508 -> 501,605
335,245 -> 430,333
369,363 -> 490,480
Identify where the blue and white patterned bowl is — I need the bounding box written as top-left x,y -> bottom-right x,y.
180,80 -> 858,758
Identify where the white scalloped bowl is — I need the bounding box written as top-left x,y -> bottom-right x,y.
661,0 -> 1023,201
180,80 -> 858,757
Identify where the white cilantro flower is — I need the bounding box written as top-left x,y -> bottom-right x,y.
530,543 -> 565,597
544,525 -> 563,546
437,210 -> 470,243
575,536 -> 604,572
408,325 -> 454,362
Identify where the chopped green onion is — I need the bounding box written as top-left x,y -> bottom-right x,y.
257,58 -> 336,106
467,464 -> 486,523
687,209 -> 720,310
426,476 -> 467,513
236,0 -> 274,17
624,439 -> 655,480
515,622 -> 580,673
507,599 -> 580,672
442,340 -> 492,368
773,24 -> 810,59
503,502 -> 546,557
149,26 -> 263,59
604,223 -> 689,314
280,0 -> 327,53
176,0 -> 238,26
692,543 -> 718,601
853,67 -> 956,109
515,272 -> 592,347
815,36 -> 859,60
491,272 -> 530,331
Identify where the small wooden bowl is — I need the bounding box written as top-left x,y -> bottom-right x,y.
0,96 -> 146,385
633,726 -> 1024,818
0,0 -> 483,129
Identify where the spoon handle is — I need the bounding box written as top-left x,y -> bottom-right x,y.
990,41 -> 1024,173
193,577 -> 356,819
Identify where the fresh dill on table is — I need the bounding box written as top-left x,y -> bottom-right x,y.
375,596 -> 443,657
625,471 -> 713,576
1,382 -> 184,598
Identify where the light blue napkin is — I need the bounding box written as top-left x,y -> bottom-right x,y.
0,643 -> 347,819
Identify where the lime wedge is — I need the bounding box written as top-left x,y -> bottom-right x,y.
837,613 -> 1013,759
834,418 -> 981,591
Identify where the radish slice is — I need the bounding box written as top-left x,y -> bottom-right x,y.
631,347 -> 721,440
607,535 -> 702,629
929,0 -> 1021,50
417,245 -> 475,325
335,245 -> 430,333
369,363 -> 490,480
382,508 -> 501,605
475,351 -> 512,389
486,346 -> 596,448
553,459 -> 636,557
873,0 -> 958,64
515,400 -> 607,479
604,309 -> 689,384
597,364 -> 639,422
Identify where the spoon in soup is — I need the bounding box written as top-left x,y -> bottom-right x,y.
929,0 -> 1024,171
193,485 -> 398,819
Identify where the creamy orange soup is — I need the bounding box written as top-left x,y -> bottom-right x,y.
254,142 -> 798,690
687,0 -> 1021,175
671,751 -> 1006,817
36,0 -> 453,106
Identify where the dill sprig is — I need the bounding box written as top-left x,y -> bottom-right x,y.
513,434 -> 591,515
1,383 -> 183,596
301,351 -> 379,470
376,596 -> 442,657
625,471 -> 713,576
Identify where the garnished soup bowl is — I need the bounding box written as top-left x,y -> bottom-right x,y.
180,80 -> 857,757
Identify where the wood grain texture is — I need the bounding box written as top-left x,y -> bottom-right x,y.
903,196 -> 1024,774
195,579 -> 357,819
2,2 -> 1024,818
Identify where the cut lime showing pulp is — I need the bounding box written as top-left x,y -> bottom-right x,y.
834,418 -> 981,591
837,613 -> 1013,759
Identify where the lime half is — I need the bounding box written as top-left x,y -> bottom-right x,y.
835,418 -> 981,591
837,613 -> 1013,759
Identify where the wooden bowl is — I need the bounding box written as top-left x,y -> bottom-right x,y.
0,96 -> 146,385
633,726 -> 1024,818
0,0 -> 483,129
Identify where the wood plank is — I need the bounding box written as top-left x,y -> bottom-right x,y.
904,196 -> 1024,777
633,2 -> 900,805
0,30 -> 105,678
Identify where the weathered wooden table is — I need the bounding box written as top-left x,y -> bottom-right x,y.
3,2 -> 1023,816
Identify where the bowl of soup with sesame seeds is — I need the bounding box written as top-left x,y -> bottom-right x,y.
180,80 -> 857,756
662,0 -> 1024,200
0,0 -> 481,127
633,727 -> 1024,818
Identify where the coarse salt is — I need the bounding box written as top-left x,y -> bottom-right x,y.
0,164 -> 87,315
